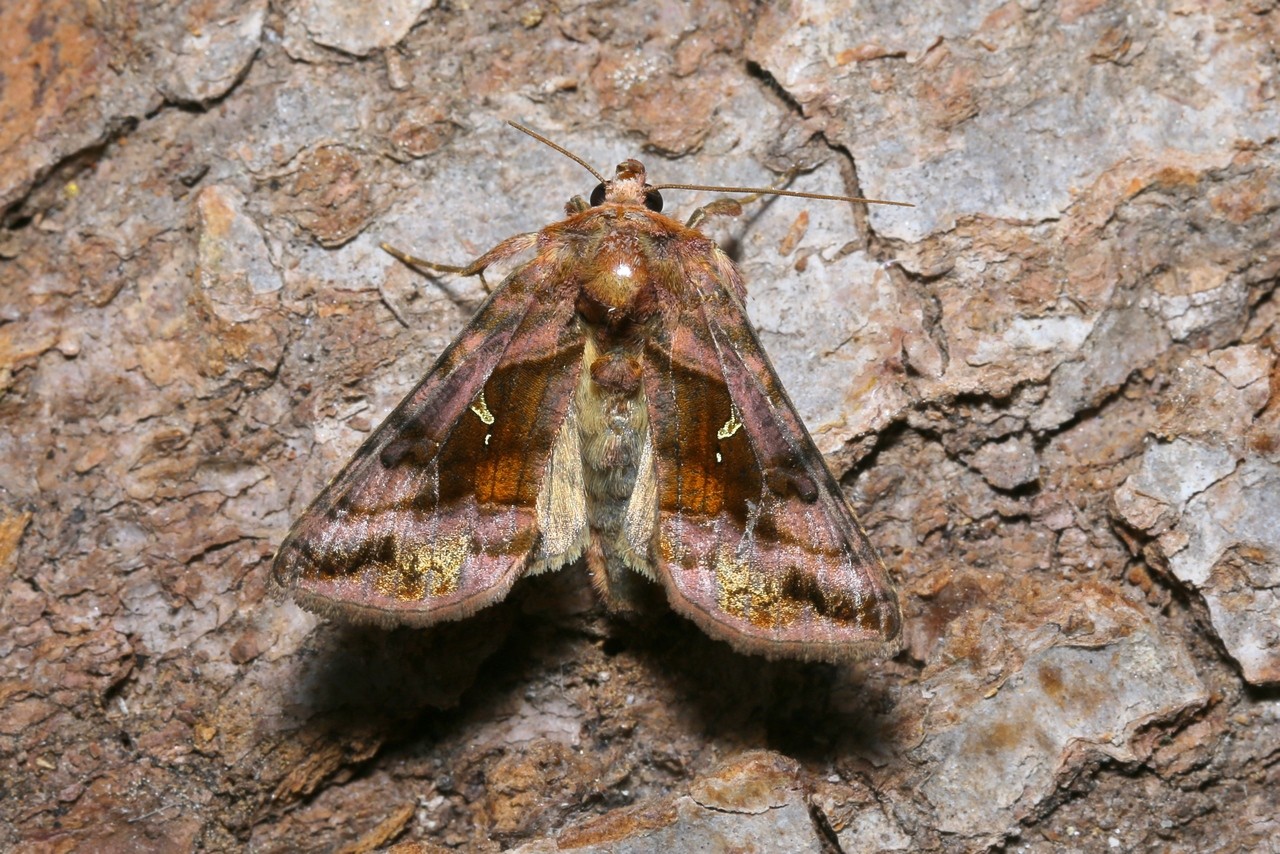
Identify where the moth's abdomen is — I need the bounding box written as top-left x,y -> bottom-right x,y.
574,331 -> 658,599
577,338 -> 647,502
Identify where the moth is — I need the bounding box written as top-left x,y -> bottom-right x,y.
273,123 -> 905,662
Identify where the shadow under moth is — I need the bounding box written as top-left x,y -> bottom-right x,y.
273,123 -> 904,662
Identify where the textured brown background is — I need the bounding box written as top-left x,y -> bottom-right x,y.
2,1 -> 1278,851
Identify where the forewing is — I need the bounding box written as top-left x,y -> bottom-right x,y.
643,256 -> 902,662
273,260 -> 585,626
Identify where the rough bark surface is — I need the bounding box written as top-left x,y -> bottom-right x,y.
2,1 -> 1277,852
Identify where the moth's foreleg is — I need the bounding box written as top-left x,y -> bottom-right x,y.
684,168 -> 801,229
685,199 -> 745,230
381,231 -> 539,294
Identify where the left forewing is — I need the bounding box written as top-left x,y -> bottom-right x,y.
273,261 -> 585,627
642,261 -> 901,662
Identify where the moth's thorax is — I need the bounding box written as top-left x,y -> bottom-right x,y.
572,214 -> 662,339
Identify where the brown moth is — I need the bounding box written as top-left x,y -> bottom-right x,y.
273,123 -> 905,662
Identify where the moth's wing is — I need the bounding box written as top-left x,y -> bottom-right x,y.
273,262 -> 587,626
641,256 -> 902,662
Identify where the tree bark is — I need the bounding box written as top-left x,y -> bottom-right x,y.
2,1 -> 1277,851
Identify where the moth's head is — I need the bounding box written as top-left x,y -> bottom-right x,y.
589,159 -> 664,212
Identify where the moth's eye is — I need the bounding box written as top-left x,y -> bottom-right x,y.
590,183 -> 607,206
644,189 -> 664,212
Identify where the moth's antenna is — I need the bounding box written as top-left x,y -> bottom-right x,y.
508,121 -> 606,184
650,182 -> 914,208
508,121 -> 911,208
